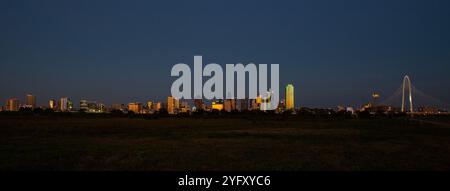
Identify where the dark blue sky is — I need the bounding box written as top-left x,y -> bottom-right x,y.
1,0 -> 449,108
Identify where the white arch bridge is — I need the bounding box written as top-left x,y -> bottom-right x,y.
379,75 -> 449,113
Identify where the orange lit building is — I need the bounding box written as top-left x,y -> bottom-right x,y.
26,94 -> 36,108
212,100 -> 224,111
167,96 -> 175,114
128,102 -> 143,114
6,98 -> 20,111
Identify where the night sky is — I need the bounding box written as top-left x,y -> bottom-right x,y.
1,0 -> 449,108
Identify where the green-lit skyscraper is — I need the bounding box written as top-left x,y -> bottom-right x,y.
285,84 -> 294,111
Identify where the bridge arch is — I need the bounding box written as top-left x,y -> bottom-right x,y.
401,75 -> 414,113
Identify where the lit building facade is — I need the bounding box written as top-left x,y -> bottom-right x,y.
80,100 -> 89,111
6,98 -> 20,111
111,103 -> 126,111
59,97 -> 69,112
285,84 -> 295,111
174,98 -> 180,111
212,100 -> 224,111
49,99 -> 56,110
80,100 -> 104,113
167,96 -> 175,114
180,101 -> 190,113
154,102 -> 162,111
128,102 -> 143,114
26,94 -> 36,108
147,101 -> 153,110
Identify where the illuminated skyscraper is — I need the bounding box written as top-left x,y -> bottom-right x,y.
26,94 -> 36,108
59,97 -> 68,112
285,84 -> 295,111
128,102 -> 142,114
49,99 -> 56,109
167,96 -> 175,114
6,98 -> 20,111
174,98 -> 180,111
80,100 -> 89,111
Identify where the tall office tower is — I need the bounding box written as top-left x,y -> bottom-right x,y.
80,100 -> 89,111
174,98 -> 180,111
6,98 -> 20,111
26,94 -> 36,108
128,102 -> 142,114
167,96 -> 175,114
49,99 -> 56,109
285,84 -> 295,111
194,99 -> 204,111
60,97 -> 68,112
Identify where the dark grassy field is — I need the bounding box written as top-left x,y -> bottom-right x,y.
1,115 -> 450,171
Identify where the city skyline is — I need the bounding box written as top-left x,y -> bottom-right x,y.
0,83 -> 299,110
2,73 -> 449,112
1,80 -> 448,115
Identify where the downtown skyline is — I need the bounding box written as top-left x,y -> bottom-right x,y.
0,83 -> 297,112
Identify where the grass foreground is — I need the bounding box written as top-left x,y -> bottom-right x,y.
1,115 -> 450,171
